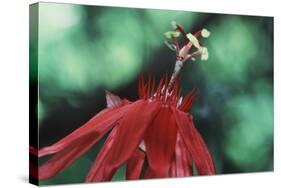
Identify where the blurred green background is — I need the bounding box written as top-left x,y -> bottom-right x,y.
30,2 -> 273,185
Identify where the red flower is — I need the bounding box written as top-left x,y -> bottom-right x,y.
30,21 -> 215,182
30,75 -> 215,182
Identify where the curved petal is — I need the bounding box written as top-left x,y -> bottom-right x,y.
173,108 -> 215,175
126,149 -> 145,180
39,133 -> 102,180
144,107 -> 177,178
38,102 -> 131,157
85,126 -> 119,182
37,100 -> 131,180
86,100 -> 160,182
170,134 -> 193,177
104,100 -> 160,176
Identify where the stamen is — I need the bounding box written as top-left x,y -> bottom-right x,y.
201,28 -> 211,38
173,22 -> 189,45
168,60 -> 183,92
186,33 -> 201,49
201,47 -> 209,60
164,40 -> 176,51
164,31 -> 181,39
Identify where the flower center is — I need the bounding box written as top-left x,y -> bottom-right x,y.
138,75 -> 197,112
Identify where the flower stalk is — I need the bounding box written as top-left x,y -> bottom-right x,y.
164,21 -> 210,92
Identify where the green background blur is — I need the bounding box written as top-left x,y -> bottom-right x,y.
30,2 -> 273,186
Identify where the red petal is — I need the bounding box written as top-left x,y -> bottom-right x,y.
39,133 -> 99,180
38,103 -> 131,157
85,126 -> 119,182
126,149 -> 145,180
86,100 -> 160,182
144,107 -> 177,178
173,108 -> 215,175
173,134 -> 193,177
105,100 -> 160,173
169,158 -> 177,177
144,167 -> 157,179
37,101 -> 131,180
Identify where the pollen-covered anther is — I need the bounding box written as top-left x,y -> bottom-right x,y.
200,47 -> 209,60
186,32 -> 209,61
186,33 -> 201,49
201,28 -> 210,38
164,31 -> 181,39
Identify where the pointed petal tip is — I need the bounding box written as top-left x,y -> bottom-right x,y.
105,90 -> 122,108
